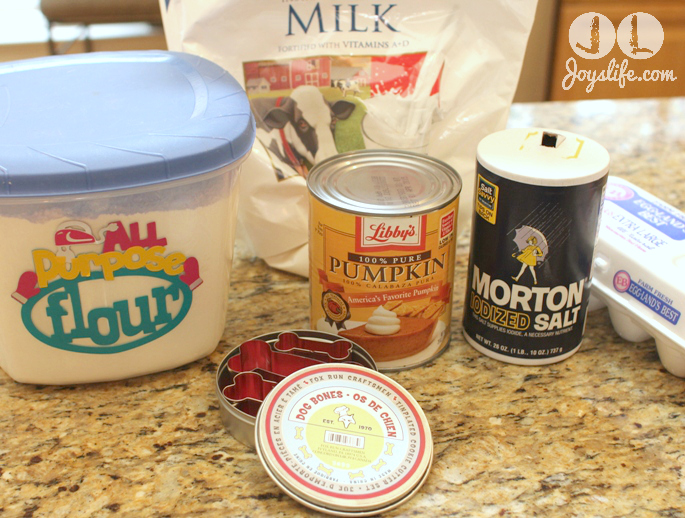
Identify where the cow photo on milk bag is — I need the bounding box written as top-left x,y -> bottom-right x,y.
159,0 -> 537,276
463,129 -> 610,365
308,150 -> 461,370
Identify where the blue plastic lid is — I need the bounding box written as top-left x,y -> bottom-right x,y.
0,51 -> 255,198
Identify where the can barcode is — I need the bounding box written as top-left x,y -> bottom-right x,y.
324,430 -> 365,449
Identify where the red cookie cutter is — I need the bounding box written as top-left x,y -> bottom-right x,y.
222,372 -> 278,417
219,331 -> 371,417
274,331 -> 353,362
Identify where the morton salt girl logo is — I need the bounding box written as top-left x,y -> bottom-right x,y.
11,220 -> 202,354
511,226 -> 547,286
564,12 -> 676,92
469,222 -> 585,334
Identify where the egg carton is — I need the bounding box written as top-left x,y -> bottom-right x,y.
588,177 -> 685,377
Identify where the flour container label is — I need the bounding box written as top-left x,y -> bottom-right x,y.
12,219 -> 202,354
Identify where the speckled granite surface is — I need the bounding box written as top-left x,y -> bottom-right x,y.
2,98 -> 685,517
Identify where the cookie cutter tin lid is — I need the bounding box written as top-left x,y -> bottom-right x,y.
255,363 -> 433,516
477,127 -> 610,187
0,51 -> 255,197
307,149 -> 462,215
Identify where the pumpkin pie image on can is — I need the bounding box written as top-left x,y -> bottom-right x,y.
307,150 -> 462,370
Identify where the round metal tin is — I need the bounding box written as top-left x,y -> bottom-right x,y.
216,330 -> 377,448
255,363 -> 433,516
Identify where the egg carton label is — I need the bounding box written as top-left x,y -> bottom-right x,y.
603,178 -> 685,251
613,270 -> 681,326
11,220 -> 202,354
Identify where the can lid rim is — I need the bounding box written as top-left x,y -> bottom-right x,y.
307,149 -> 462,216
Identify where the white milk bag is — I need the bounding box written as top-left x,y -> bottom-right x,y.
160,0 -> 538,276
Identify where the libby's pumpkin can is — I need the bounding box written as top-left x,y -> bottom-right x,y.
308,150 -> 462,371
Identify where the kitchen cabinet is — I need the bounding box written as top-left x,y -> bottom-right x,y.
550,0 -> 685,99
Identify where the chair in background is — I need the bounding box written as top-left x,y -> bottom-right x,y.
40,0 -> 163,54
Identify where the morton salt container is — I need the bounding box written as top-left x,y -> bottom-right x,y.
463,128 -> 610,365
307,150 -> 462,371
0,51 -> 255,384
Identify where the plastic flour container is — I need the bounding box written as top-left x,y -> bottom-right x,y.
0,51 -> 255,384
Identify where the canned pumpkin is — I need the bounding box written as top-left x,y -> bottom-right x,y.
307,150 -> 462,370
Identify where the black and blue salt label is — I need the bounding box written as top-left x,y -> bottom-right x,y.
463,162 -> 608,361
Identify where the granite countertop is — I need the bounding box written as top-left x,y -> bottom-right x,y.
2,98 -> 684,517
